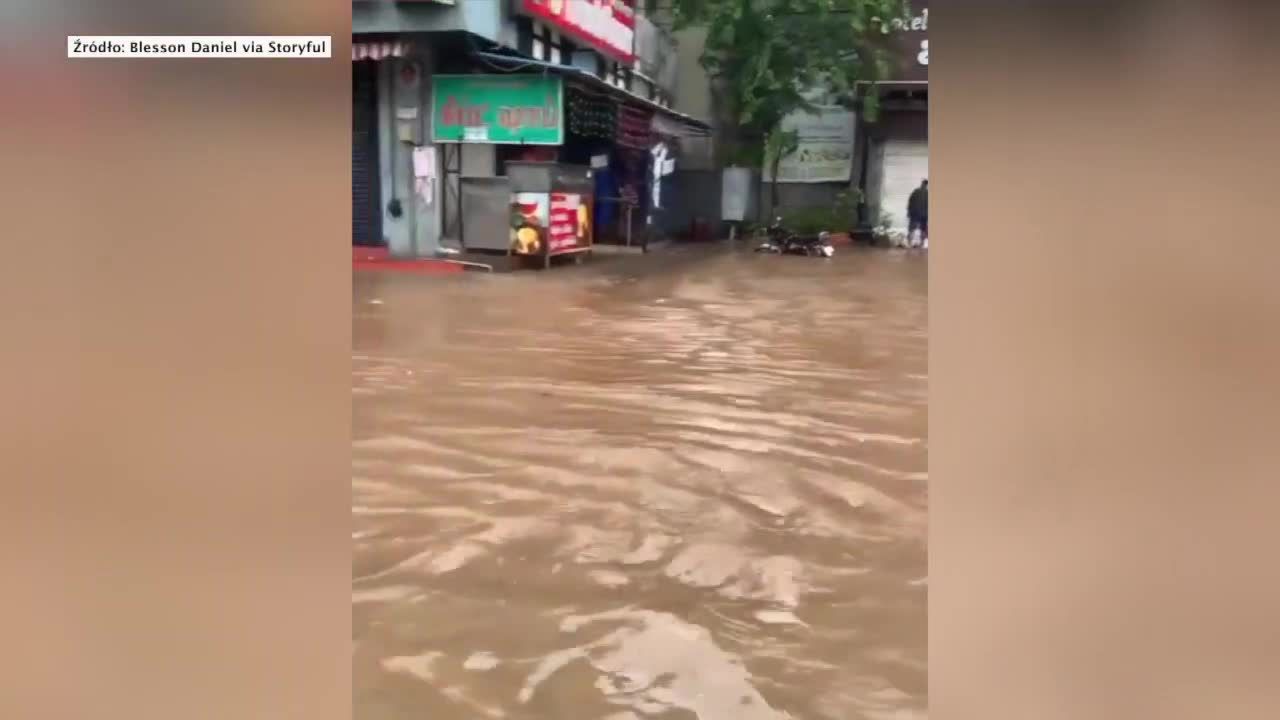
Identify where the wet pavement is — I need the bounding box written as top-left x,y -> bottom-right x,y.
353,244 -> 928,720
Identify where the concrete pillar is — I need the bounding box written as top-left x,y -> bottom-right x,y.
377,50 -> 445,258
376,61 -> 411,256
408,52 -> 442,257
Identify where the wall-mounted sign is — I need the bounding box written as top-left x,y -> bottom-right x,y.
548,193 -> 590,252
634,16 -> 677,95
431,74 -> 564,145
763,105 -> 856,184
520,0 -> 636,65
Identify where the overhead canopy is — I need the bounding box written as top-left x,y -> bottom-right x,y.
470,51 -> 711,137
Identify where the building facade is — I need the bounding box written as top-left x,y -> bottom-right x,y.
351,0 -> 703,256
659,1 -> 928,232
858,1 -> 929,231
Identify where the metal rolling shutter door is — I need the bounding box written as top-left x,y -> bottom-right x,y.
352,61 -> 382,246
878,140 -> 929,230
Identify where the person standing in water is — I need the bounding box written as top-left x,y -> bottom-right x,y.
907,179 -> 928,246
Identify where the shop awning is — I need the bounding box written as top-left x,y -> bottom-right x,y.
352,40 -> 411,62
470,51 -> 711,137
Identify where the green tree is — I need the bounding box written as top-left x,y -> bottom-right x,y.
763,126 -> 799,216
651,0 -> 910,214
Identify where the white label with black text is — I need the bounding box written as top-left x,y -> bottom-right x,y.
68,36 -> 332,58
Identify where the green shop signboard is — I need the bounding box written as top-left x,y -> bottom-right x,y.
431,74 -> 564,145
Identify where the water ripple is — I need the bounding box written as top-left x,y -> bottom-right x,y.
354,248 -> 927,719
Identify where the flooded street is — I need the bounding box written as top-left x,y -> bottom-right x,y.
353,246 -> 928,720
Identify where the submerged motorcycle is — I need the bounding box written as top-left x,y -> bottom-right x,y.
754,217 -> 835,257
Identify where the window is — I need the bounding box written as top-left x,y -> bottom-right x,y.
529,23 -> 566,64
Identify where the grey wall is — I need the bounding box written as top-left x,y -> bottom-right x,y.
657,169 -> 719,237
670,27 -> 717,170
658,168 -> 766,239
864,106 -> 928,142
775,183 -> 848,214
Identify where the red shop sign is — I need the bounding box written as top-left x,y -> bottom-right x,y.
521,0 -> 636,64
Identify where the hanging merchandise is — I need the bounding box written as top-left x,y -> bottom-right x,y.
649,141 -> 674,210
566,87 -> 616,140
617,149 -> 643,208
412,146 -> 437,206
615,104 -> 653,150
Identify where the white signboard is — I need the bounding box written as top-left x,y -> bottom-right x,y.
763,105 -> 856,184
721,167 -> 752,222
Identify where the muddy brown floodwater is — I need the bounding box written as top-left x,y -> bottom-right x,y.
353,245 -> 928,720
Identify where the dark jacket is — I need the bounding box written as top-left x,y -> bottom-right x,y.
908,187 -> 928,219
